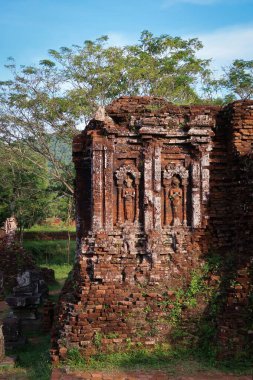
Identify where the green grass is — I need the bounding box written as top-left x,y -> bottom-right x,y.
44,263 -> 72,281
64,346 -> 253,376
23,240 -> 75,266
25,224 -> 76,233
65,345 -> 184,372
14,335 -> 52,380
23,239 -> 74,302
44,263 -> 72,302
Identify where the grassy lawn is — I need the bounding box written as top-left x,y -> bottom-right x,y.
25,224 -> 76,233
64,345 -> 253,376
23,240 -> 75,266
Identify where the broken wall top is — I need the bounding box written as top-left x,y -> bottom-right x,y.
73,96 -> 221,156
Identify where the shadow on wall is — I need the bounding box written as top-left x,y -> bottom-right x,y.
171,103 -> 253,362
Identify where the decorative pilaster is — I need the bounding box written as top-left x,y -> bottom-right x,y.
153,144 -> 162,230
91,138 -> 104,232
104,144 -> 114,232
117,184 -> 123,224
164,186 -> 169,225
191,161 -> 201,228
201,147 -> 211,204
135,183 -> 140,222
144,143 -> 154,232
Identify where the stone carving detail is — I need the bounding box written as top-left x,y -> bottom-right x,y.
163,164 -> 189,226
123,175 -> 135,222
115,164 -> 141,225
169,176 -> 183,226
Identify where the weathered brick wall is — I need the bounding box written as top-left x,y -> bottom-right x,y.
214,102 -> 253,358
51,97 -> 253,362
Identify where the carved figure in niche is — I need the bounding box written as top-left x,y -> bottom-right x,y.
169,175 -> 182,226
122,174 -> 135,223
115,164 -> 140,225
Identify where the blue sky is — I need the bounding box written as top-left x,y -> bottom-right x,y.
0,0 -> 252,79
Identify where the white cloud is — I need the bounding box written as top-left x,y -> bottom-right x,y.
194,24 -> 253,73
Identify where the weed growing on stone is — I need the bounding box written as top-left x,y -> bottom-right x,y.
93,332 -> 103,348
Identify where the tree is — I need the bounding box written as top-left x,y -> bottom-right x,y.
0,59 -> 76,195
0,31 -> 212,197
124,31 -> 211,103
221,59 -> 253,100
48,31 -> 211,105
0,142 -> 52,233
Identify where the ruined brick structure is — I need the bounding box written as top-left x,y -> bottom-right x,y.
52,97 -> 253,361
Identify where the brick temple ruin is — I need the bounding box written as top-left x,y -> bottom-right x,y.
52,97 -> 253,361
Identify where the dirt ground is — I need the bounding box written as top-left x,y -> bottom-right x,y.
51,368 -> 253,380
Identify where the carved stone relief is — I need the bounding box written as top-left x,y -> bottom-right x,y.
115,164 -> 141,225
169,175 -> 183,226
162,164 -> 189,227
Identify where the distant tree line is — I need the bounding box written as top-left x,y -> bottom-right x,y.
0,31 -> 252,230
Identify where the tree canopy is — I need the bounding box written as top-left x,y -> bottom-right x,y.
0,31 -> 252,226
0,142 -> 50,229
221,59 -> 253,100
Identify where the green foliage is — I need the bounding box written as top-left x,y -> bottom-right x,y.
93,331 -> 103,348
46,264 -> 73,284
15,335 -> 51,380
66,345 -> 179,372
25,222 -> 75,232
124,31 -> 209,104
0,142 -> 51,229
65,344 -> 253,375
105,332 -> 120,339
0,56 -> 75,196
157,269 -> 209,325
221,59 -> 253,100
23,239 -> 75,265
0,30 -> 215,200
0,31 -> 250,212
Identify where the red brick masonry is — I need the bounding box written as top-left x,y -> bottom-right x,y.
51,97 -> 253,361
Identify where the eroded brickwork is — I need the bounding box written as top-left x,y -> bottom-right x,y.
51,97 -> 253,361
214,102 -> 253,358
